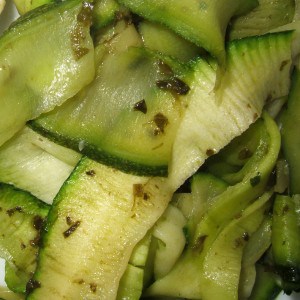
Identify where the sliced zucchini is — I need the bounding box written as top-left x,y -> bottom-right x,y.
117,232 -> 152,299
280,68 -> 300,194
239,216 -> 272,298
272,194 -> 300,293
0,183 -> 50,294
0,127 -> 80,204
168,31 -> 292,189
151,204 -> 187,279
27,157 -> 172,299
204,118 -> 269,185
0,286 -> 24,300
92,0 -> 128,29
117,0 -> 258,64
30,45 -> 186,176
116,264 -> 144,300
146,191 -> 273,300
146,113 -> 280,299
139,21 -> 201,62
0,0 -> 95,146
228,0 -> 295,40
249,263 -> 282,300
13,0 -> 54,15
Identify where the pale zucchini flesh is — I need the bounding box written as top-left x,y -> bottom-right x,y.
117,0 -> 258,64
228,0 -> 295,40
31,46 -> 185,176
168,31 -> 292,189
0,183 -> 50,294
146,113 -> 280,299
27,157 -> 173,299
0,127 -> 80,204
0,0 -> 95,147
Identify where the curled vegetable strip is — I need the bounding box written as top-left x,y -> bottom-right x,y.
146,112 -> 281,300
0,0 -> 95,147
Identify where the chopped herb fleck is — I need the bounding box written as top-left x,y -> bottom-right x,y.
133,99 -> 147,114
77,2 -> 93,26
86,169 -> 96,176
238,147 -> 252,160
250,172 -> 261,187
192,235 -> 207,252
90,283 -> 97,293
282,204 -> 289,215
280,60 -> 289,71
206,148 -> 216,156
70,22 -> 90,60
242,232 -> 249,241
156,77 -> 190,95
157,60 -> 174,76
66,216 -> 73,226
153,113 -> 168,135
33,215 -> 44,231
133,184 -> 144,198
63,220 -> 81,238
7,206 -> 22,216
30,234 -> 41,248
26,278 -> 41,294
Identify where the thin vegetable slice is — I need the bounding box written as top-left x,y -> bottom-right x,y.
168,31 -> 292,189
228,0 -> 295,40
27,157 -> 173,299
146,113 -> 281,299
0,0 -> 95,147
272,194 -> 300,293
30,30 -> 186,176
0,127 -> 80,204
0,184 -> 50,294
280,67 -> 300,194
117,0 -> 258,64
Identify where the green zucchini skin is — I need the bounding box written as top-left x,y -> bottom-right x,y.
27,157 -> 172,299
12,0 -> 56,15
30,44 -> 186,177
249,263 -> 282,300
0,183 -> 50,294
280,68 -> 300,194
168,31 -> 292,189
116,0 -> 258,64
31,31 -> 293,179
272,194 -> 300,293
145,113 -> 281,300
0,0 -> 95,147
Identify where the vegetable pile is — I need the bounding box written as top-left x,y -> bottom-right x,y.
0,0 -> 299,299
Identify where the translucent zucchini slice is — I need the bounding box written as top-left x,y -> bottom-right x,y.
0,0 -> 95,146
117,0 -> 258,64
31,45 -> 186,177
27,157 -> 172,299
0,184 -> 50,294
228,0 -> 295,40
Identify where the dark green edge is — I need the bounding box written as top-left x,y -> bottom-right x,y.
25,49 -> 189,179
27,122 -> 168,177
225,30 -> 294,53
0,182 -> 50,216
29,156 -> 89,289
43,156 -> 88,231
